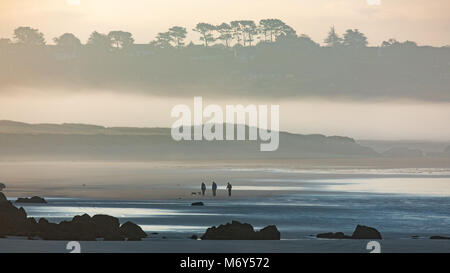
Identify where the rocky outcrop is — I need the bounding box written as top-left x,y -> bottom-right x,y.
0,193 -> 146,241
201,220 -> 280,240
0,199 -> 37,237
16,196 -> 47,204
91,214 -> 122,240
0,183 -> 5,191
191,202 -> 204,206
317,225 -> 382,240
119,221 -> 147,241
38,214 -> 147,241
351,225 -> 382,239
0,192 -> 6,202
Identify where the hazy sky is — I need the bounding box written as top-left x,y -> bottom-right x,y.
1,0 -> 450,46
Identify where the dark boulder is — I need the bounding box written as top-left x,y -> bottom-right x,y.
316,225 -> 382,240
0,199 -> 38,237
38,218 -> 69,240
190,234 -> 198,240
91,214 -> 122,240
57,214 -> 97,241
37,214 -> 125,241
0,192 -> 6,202
351,225 -> 382,239
430,236 -> 450,240
258,225 -> 281,240
201,220 -> 280,240
16,196 -> 47,204
119,221 -> 147,241
191,202 -> 204,206
201,221 -> 253,240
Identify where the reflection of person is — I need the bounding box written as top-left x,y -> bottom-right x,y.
226,182 -> 232,197
201,182 -> 206,196
212,181 -> 217,197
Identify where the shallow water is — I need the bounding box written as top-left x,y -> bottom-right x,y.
6,167 -> 450,240
12,193 -> 450,240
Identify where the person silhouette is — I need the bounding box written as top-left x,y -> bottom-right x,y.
226,182 -> 232,197
212,181 -> 217,197
201,182 -> 206,196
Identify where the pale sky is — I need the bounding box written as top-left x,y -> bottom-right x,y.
1,0 -> 450,46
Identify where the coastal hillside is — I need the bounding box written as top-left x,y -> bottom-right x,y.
0,120 -> 377,160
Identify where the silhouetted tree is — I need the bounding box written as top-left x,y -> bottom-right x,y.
230,21 -> 244,45
259,19 -> 294,42
151,31 -> 174,48
216,23 -> 233,47
278,24 -> 296,39
258,19 -> 270,42
54,33 -> 82,48
403,40 -> 418,48
259,19 -> 277,42
13,26 -> 45,46
241,20 -> 258,46
381,38 -> 397,48
343,29 -> 368,48
169,26 -> 187,47
87,31 -> 112,50
324,26 -> 342,47
298,34 -> 320,48
193,23 -> 216,47
381,39 -> 418,48
108,31 -> 134,49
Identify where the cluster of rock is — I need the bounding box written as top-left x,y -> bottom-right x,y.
317,225 -> 382,239
201,220 -> 280,240
0,192 -> 147,241
16,196 -> 47,204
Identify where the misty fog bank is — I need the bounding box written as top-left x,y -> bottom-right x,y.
1,45 -> 450,101
1,91 -> 450,141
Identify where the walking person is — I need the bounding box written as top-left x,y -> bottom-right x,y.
201,182 -> 206,196
212,181 -> 217,197
226,182 -> 232,197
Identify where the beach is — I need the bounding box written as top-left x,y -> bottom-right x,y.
0,161 -> 449,253
1,159 -> 450,199
1,237 -> 449,253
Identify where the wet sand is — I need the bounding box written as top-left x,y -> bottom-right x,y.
1,237 -> 449,253
1,159 -> 450,200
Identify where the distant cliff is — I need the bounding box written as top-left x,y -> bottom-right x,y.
0,120 -> 377,160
